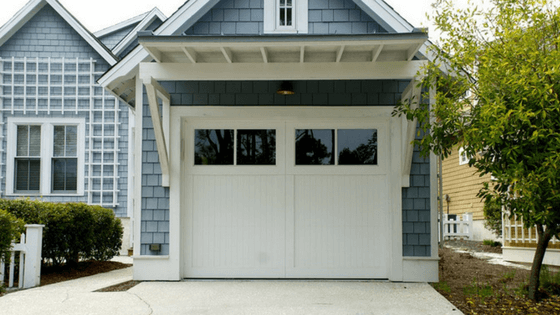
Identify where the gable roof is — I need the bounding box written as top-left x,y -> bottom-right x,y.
98,0 -> 433,103
0,0 -> 117,65
94,12 -> 150,39
111,8 -> 167,57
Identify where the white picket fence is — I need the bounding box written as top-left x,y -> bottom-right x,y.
502,213 -> 560,246
0,225 -> 44,289
441,213 -> 473,239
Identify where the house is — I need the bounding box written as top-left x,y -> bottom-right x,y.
441,146 -> 496,241
0,0 -> 166,254
99,0 -> 440,282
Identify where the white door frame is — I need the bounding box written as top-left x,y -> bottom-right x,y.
169,106 -> 402,279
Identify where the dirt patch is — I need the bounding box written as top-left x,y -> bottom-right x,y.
436,242 -> 560,314
95,280 -> 141,292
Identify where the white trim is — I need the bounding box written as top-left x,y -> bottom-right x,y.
112,8 -> 167,57
264,0 -> 308,34
94,12 -> 150,38
139,61 -> 426,82
5,117 -> 86,196
133,76 -> 144,258
171,106 -> 398,280
458,147 -> 469,165
143,77 -> 170,187
0,0 -> 117,66
127,108 -> 135,218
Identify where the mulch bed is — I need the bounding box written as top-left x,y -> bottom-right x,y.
436,241 -> 560,314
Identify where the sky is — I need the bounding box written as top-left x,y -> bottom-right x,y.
0,0 -> 436,37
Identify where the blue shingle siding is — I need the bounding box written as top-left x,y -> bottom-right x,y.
141,90 -> 170,255
184,0 -> 264,35
0,6 -> 110,61
98,23 -> 139,50
139,79 -> 427,256
162,80 -> 403,106
184,0 -> 386,35
402,131 -> 431,257
0,5 -> 130,218
308,0 -> 386,34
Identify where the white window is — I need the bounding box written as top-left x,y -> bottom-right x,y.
264,0 -> 308,34
458,147 -> 469,165
6,118 -> 85,196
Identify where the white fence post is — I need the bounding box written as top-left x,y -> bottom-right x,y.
1,224 -> 44,289
23,225 -> 44,288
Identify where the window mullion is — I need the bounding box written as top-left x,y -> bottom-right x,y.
42,123 -> 51,195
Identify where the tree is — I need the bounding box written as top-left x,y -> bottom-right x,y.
393,0 -> 560,301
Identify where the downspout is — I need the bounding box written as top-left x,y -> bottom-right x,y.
439,155 -> 444,248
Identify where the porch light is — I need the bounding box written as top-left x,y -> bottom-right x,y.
277,81 -> 295,95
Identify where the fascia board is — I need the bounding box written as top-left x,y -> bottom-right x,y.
94,12 -> 149,38
155,0 -> 220,35
98,45 -> 150,87
0,0 -> 47,47
112,8 -> 167,56
352,0 -> 414,33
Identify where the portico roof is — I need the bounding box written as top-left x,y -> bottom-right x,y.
109,32 -> 428,107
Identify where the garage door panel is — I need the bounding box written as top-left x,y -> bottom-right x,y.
289,175 -> 388,278
188,175 -> 286,277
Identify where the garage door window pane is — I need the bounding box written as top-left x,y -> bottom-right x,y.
195,129 -> 234,165
295,129 -> 334,165
237,130 -> 276,165
338,129 -> 377,165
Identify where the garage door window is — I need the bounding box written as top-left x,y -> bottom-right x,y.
237,130 -> 276,165
338,129 -> 377,165
295,129 -> 377,165
195,129 -> 276,165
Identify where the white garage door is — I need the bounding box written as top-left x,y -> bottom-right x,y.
183,119 -> 390,278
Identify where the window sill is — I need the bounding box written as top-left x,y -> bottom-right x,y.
5,193 -> 85,198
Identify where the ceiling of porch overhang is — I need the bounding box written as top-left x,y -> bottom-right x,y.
109,33 -> 428,107
139,33 -> 428,64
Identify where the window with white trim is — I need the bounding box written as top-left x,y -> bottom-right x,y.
7,118 -> 85,196
15,125 -> 41,192
264,0 -> 308,33
458,147 -> 469,165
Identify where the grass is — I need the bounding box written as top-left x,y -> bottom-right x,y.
463,278 -> 494,299
482,239 -> 502,247
431,281 -> 451,293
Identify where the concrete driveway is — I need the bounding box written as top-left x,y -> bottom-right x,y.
0,267 -> 462,315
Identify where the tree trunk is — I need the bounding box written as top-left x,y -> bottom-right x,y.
528,225 -> 553,301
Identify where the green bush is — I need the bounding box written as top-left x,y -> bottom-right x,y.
1,199 -> 123,265
483,197 -> 503,238
0,209 -> 25,264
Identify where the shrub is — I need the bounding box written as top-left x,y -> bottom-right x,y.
0,209 -> 25,264
483,197 -> 503,238
1,199 -> 123,265
90,206 -> 123,261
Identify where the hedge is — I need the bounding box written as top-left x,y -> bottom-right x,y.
0,199 -> 123,265
0,209 -> 24,264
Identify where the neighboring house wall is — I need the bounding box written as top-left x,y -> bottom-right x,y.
441,146 -> 494,240
184,0 -> 386,35
139,79 -> 431,257
0,5 -> 130,218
